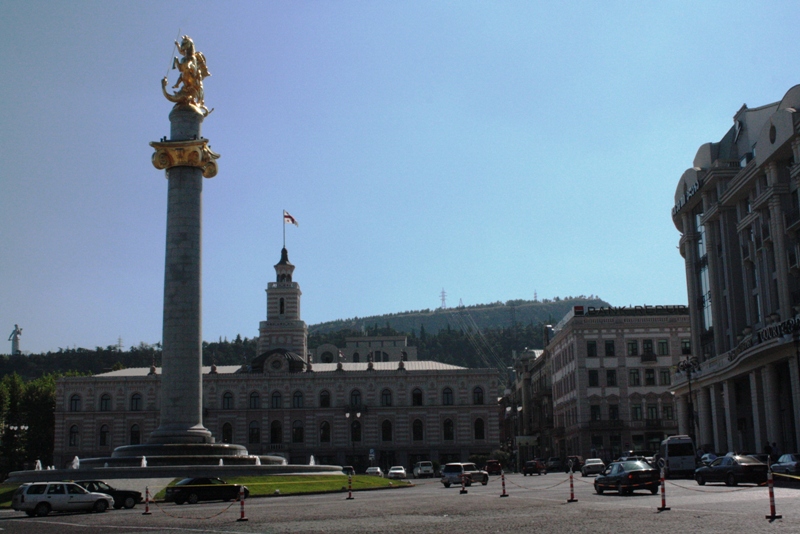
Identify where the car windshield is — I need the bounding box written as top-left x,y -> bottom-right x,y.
96,482 -> 111,491
443,465 -> 462,473
736,456 -> 762,464
586,459 -> 602,465
621,461 -> 651,471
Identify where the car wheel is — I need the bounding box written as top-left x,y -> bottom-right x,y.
187,493 -> 199,504
443,482 -> 450,488
650,486 -> 659,495
696,474 -> 705,486
595,483 -> 604,495
523,472 -> 527,476
122,496 -> 136,509
581,471 -> 587,477
35,503 -> 50,517
465,478 -> 472,487
726,473 -> 737,487
94,499 -> 108,513
616,482 -> 625,495
174,498 -> 185,505
481,476 -> 488,486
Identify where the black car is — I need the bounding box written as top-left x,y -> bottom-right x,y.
75,480 -> 142,509
594,460 -> 660,495
164,478 -> 249,505
694,455 -> 768,486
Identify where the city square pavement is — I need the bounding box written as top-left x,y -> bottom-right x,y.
1,472 -> 798,533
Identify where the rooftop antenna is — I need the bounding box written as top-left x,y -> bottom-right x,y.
440,288 -> 447,309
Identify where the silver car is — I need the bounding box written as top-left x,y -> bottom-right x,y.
440,463 -> 489,487
581,458 -> 606,477
12,482 -> 114,517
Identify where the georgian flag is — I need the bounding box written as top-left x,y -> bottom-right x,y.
283,210 -> 299,226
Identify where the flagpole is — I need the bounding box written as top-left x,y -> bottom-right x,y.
283,211 -> 286,249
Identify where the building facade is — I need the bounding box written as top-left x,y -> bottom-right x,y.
513,348 -> 554,464
671,85 -> 800,455
546,306 -> 690,461
53,248 -> 500,470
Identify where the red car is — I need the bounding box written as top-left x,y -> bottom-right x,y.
485,460 -> 503,475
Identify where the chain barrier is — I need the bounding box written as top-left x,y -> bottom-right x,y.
147,497 -> 239,520
772,472 -> 800,481
666,479 -> 766,493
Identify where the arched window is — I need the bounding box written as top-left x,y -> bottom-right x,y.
473,387 -> 484,405
320,351 -> 334,363
270,420 -> 282,444
351,420 -> 362,442
68,425 -> 79,447
401,351 -> 408,361
249,421 -> 260,444
412,388 -> 423,406
320,421 -> 331,443
442,388 -> 454,406
293,391 -> 304,408
352,352 -> 360,363
412,419 -> 424,441
292,420 -> 304,443
130,393 -> 142,411
99,394 -> 111,412
381,388 -> 392,407
99,425 -> 109,446
222,392 -> 234,410
271,391 -> 282,409
130,424 -> 140,445
221,422 -> 233,443
443,419 -> 454,441
69,394 -> 81,412
474,418 -> 485,440
249,392 -> 260,409
319,390 -> 331,408
350,389 -> 361,407
382,420 -> 393,442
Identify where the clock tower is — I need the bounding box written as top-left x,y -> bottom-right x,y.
257,248 -> 308,359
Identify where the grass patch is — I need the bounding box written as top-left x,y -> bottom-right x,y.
154,475 -> 407,499
0,482 -> 20,509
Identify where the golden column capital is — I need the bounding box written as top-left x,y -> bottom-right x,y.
150,138 -> 220,178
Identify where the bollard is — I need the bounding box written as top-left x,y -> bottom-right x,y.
657,466 -> 670,511
460,474 -> 468,494
237,485 -> 248,522
500,471 -> 508,497
142,486 -> 151,515
765,470 -> 782,520
567,464 -> 578,503
346,474 -> 354,500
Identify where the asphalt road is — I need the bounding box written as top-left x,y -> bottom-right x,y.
2,472 -> 798,533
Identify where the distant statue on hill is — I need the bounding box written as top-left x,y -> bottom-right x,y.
8,324 -> 22,354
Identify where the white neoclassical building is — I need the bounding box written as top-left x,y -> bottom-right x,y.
53,248 -> 500,471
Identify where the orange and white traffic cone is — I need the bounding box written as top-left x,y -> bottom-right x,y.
142,486 -> 151,515
237,486 -> 248,522
500,471 -> 508,497
765,470 -> 782,520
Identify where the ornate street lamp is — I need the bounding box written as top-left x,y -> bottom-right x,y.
677,357 -> 700,445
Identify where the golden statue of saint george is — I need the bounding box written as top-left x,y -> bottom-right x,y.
162,36 -> 213,116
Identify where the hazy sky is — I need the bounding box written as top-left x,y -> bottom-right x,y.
1,1 -> 797,354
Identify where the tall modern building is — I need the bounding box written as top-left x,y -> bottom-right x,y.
671,85 -> 800,455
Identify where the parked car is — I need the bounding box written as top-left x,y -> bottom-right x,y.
694,455 -> 768,486
440,463 -> 489,487
164,478 -> 248,505
12,482 -> 114,517
523,459 -> 547,476
770,453 -> 800,475
75,480 -> 141,509
565,456 -> 585,472
342,466 -> 355,476
365,467 -> 383,477
545,457 -> 563,472
485,460 -> 503,475
594,460 -> 660,495
581,458 -> 605,477
387,466 -> 407,479
412,461 -> 434,478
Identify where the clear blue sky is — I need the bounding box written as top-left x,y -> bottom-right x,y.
1,1 -> 797,354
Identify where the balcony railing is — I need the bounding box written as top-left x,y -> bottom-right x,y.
640,351 -> 657,363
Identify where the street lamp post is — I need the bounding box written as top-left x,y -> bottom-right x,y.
677,356 -> 700,445
345,411 -> 362,468
7,424 -> 29,472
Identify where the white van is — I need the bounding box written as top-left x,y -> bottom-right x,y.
659,435 -> 696,478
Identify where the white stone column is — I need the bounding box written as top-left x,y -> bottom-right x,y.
723,379 -> 738,453
676,394 -> 688,435
749,370 -> 763,453
709,383 -> 725,453
791,356 -> 800,451
696,386 -> 713,450
762,364 -> 781,448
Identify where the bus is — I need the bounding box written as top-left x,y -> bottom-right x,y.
659,435 -> 696,478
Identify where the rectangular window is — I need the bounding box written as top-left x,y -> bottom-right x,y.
590,405 -> 601,421
588,370 -> 599,387
658,340 -> 669,356
605,340 -> 615,357
645,368 -> 656,386
681,339 -> 691,355
587,341 -> 597,357
660,369 -> 671,386
629,369 -> 640,386
608,404 -> 619,420
663,405 -> 674,420
631,404 -> 643,421
647,404 -> 658,420
627,340 -> 638,356
642,339 -> 654,355
606,369 -> 617,387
